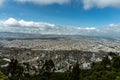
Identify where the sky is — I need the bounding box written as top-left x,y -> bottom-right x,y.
0,0 -> 120,37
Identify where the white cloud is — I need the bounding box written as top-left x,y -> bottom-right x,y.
103,24 -> 120,33
4,18 -> 18,26
82,0 -> 120,10
0,18 -> 58,33
0,18 -> 120,37
0,18 -> 98,35
15,0 -> 70,5
76,27 -> 96,30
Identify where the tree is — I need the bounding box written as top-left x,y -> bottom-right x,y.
70,62 -> 81,80
48,59 -> 55,72
40,59 -> 55,80
8,59 -> 24,80
0,71 -> 8,80
112,56 -> 120,70
115,76 -> 120,80
101,56 -> 111,69
41,59 -> 55,74
108,52 -> 117,57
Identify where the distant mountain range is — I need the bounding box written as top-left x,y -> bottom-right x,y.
0,32 -> 119,41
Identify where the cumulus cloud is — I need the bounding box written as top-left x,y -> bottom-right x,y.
82,0 -> 120,10
0,18 -> 98,35
102,24 -> 120,37
0,18 -> 120,37
15,0 -> 70,5
0,18 -> 60,34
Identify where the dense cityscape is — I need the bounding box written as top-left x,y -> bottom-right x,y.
0,0 -> 120,80
0,36 -> 120,80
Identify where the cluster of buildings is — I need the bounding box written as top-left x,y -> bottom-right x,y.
0,47 -> 104,75
0,37 -> 120,75
0,37 -> 120,52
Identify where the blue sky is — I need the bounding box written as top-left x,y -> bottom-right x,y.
0,0 -> 120,27
0,0 -> 120,37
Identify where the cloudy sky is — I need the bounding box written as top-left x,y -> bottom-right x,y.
0,0 -> 120,37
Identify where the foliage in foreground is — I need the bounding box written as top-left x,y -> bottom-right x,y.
0,53 -> 120,80
0,71 -> 8,80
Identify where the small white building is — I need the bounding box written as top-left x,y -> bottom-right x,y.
108,56 -> 112,60
82,62 -> 91,69
95,58 -> 102,62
